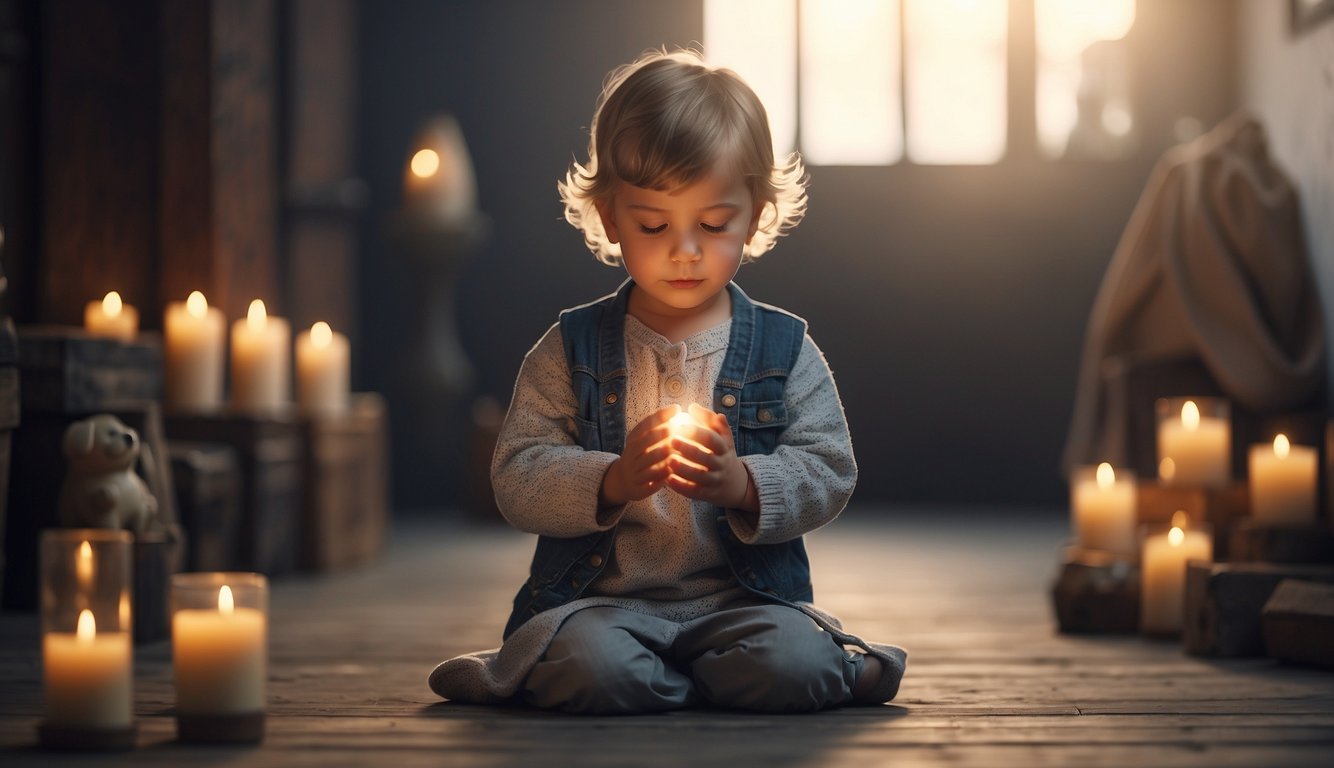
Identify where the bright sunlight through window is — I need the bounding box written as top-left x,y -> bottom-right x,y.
904,0 -> 1007,165
704,0 -> 798,157
1035,0 -> 1137,158
800,0 -> 902,165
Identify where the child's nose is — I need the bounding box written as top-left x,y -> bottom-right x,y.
671,232 -> 702,262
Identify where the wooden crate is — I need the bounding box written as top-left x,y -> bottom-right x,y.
1228,519 -> 1334,564
169,441 -> 242,571
298,393 -> 389,571
1050,546 -> 1140,634
0,319 -> 17,605
1182,561 -> 1334,657
2,328 -> 179,615
164,411 -> 303,577
1261,579 -> 1334,669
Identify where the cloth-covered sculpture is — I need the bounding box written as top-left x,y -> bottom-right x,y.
1063,112 -> 1325,473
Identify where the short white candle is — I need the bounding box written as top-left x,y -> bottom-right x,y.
1249,434 -> 1317,526
296,321 -> 350,415
1158,399 -> 1230,488
172,584 -> 267,715
43,609 -> 132,729
84,291 -> 139,342
164,291 -> 226,411
231,299 -> 291,413
1071,463 -> 1137,556
1141,513 -> 1212,635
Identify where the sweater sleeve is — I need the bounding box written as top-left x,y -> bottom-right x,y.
490,324 -> 621,538
729,334 -> 858,544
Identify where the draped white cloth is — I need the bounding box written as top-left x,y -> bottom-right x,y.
1062,112 -> 1325,473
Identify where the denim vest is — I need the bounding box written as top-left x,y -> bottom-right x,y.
503,280 -> 813,639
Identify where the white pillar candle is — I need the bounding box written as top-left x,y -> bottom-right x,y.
231,299 -> 291,413
1071,463 -> 1137,556
84,291 -> 139,342
1141,513 -> 1213,635
1158,399 -> 1230,488
1249,434 -> 1317,526
296,321 -> 350,415
43,610 -> 132,729
164,291 -> 226,411
172,584 -> 267,715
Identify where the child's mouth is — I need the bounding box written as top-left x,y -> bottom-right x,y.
668,279 -> 703,289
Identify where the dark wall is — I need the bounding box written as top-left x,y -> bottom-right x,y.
358,0 -> 1237,511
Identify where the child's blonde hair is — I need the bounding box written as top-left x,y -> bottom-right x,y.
559,48 -> 808,265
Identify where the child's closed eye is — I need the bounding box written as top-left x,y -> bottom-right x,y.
639,223 -> 667,235
700,221 -> 729,234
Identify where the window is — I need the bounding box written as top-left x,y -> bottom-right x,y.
705,0 -> 1137,165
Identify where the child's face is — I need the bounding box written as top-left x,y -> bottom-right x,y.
597,162 -> 762,319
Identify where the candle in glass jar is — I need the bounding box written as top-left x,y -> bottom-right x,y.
1157,399 -> 1230,488
164,291 -> 226,411
84,291 -> 139,342
43,609 -> 132,730
231,300 -> 291,413
1249,434 -> 1317,526
1141,512 -> 1212,635
296,321 -> 350,415
1071,463 -> 1137,556
172,584 -> 267,715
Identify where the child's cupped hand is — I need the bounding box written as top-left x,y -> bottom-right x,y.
664,403 -> 751,510
599,405 -> 679,508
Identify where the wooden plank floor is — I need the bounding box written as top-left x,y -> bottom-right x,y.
3,508 -> 1334,766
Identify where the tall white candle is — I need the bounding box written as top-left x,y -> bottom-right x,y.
172,584 -> 267,715
296,321 -> 350,415
1158,399 -> 1230,488
84,291 -> 139,342
43,610 -> 132,729
1071,463 -> 1137,556
164,291 -> 226,411
231,299 -> 291,413
1249,434 -> 1317,526
1141,513 -> 1212,635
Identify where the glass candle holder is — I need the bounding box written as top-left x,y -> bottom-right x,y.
171,572 -> 268,743
38,528 -> 135,751
1069,463 -> 1137,558
1139,513 -> 1213,637
1156,396 -> 1231,488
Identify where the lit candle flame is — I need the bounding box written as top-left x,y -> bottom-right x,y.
1095,462 -> 1115,489
247,299 -> 268,330
1171,509 -> 1190,530
311,321 -> 333,349
1273,433 -> 1290,459
1159,457 -> 1176,481
101,291 -> 124,318
186,291 -> 209,318
1181,400 -> 1200,431
77,540 -> 93,588
668,411 -> 695,435
77,609 -> 96,645
411,148 -> 440,179
1168,526 -> 1185,547
218,584 -> 234,615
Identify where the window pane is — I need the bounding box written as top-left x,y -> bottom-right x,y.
705,0 -> 798,157
1035,0 -> 1136,159
800,0 -> 902,165
904,0 -> 1007,165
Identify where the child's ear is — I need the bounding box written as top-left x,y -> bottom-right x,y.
743,201 -> 765,244
595,198 -> 620,245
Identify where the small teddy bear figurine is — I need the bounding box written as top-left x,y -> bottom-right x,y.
58,414 -> 159,534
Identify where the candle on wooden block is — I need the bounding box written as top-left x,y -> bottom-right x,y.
231,300 -> 291,413
39,529 -> 134,747
1071,463 -> 1137,556
164,291 -> 226,412
172,573 -> 268,742
1249,434 -> 1317,526
1157,397 -> 1230,488
84,291 -> 139,342
296,321 -> 350,415
1141,511 -> 1213,635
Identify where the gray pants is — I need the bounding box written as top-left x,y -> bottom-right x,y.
521,602 -> 863,714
